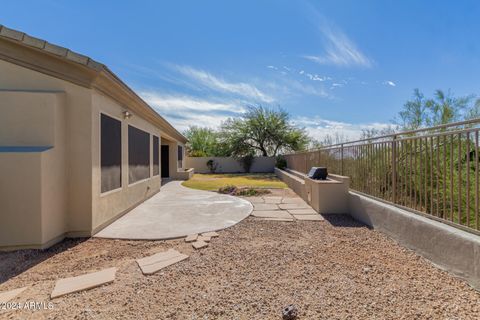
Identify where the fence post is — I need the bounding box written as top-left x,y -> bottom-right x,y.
341,144 -> 344,175
391,135 -> 397,204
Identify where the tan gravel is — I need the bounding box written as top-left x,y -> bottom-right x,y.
1,215 -> 479,319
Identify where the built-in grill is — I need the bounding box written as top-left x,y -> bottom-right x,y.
307,167 -> 328,180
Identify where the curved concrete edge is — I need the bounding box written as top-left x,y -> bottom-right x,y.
93,182 -> 253,241
349,191 -> 480,291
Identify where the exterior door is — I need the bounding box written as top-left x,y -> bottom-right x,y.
161,145 -> 169,178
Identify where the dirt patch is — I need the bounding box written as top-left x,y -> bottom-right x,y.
1,216 -> 479,319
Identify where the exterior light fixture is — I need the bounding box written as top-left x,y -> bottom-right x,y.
123,110 -> 132,119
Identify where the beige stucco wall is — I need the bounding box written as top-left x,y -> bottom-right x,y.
0,59 -> 185,249
0,90 -> 67,249
91,90 -> 162,232
185,156 -> 275,173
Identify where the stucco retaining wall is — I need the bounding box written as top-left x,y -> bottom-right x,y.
186,156 -> 275,173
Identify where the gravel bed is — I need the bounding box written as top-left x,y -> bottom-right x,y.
1,215 -> 479,319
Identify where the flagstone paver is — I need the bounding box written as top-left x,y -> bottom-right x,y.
248,197 -> 265,203
255,217 -> 294,222
201,231 -> 219,238
0,287 -> 28,304
136,249 -> 188,275
253,203 -> 279,211
197,235 -> 212,242
51,267 -> 117,299
263,197 -> 283,204
288,208 -> 317,215
252,210 -> 294,219
279,203 -> 311,210
192,240 -> 209,249
293,214 -> 325,221
185,234 -> 198,242
282,197 -> 308,204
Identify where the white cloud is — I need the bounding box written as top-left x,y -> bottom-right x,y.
293,116 -> 391,141
303,23 -> 372,68
140,91 -> 246,131
384,80 -> 396,87
266,65 -> 278,70
174,65 -> 274,103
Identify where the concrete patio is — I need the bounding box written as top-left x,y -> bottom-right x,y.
94,181 -> 252,240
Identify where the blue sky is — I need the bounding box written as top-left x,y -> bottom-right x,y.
2,0 -> 479,139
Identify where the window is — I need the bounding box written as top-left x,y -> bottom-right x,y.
128,125 -> 150,183
177,145 -> 183,168
153,136 -> 159,176
101,114 -> 122,193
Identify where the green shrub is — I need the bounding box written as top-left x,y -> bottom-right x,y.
275,156 -> 287,170
206,159 -> 218,173
218,185 -> 237,194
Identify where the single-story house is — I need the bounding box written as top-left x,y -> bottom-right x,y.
0,25 -> 191,250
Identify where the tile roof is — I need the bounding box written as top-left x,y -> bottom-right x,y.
0,24 -> 103,71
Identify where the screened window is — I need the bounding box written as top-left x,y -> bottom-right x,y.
177,145 -> 183,168
153,136 -> 159,176
128,125 -> 150,183
101,114 -> 122,193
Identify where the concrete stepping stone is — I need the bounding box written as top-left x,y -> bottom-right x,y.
253,203 -> 279,211
256,217 -> 294,222
0,286 -> 28,304
293,214 -> 324,221
279,203 -> 311,210
252,210 -> 293,219
136,249 -> 189,275
263,196 -> 283,204
201,231 -> 219,238
51,267 -> 117,299
248,197 -> 265,203
192,240 -> 209,249
197,235 -> 211,242
288,208 -> 317,215
282,197 -> 308,204
185,234 -> 198,242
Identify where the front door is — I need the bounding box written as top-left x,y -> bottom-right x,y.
161,145 -> 169,178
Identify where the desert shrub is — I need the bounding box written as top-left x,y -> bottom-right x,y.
206,159 -> 218,173
275,155 -> 287,170
218,185 -> 237,194
238,154 -> 255,173
235,188 -> 271,197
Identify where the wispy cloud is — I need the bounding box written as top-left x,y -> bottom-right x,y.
293,116 -> 391,141
383,80 -> 396,87
173,65 -> 274,103
303,18 -> 372,68
140,91 -> 245,131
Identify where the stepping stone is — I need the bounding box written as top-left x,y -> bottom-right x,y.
192,240 -> 208,250
256,217 -> 294,222
282,197 -> 308,204
279,203 -> 311,210
197,235 -> 211,242
252,210 -> 293,219
263,196 -> 283,204
51,267 -> 117,299
253,203 -> 279,211
201,231 -> 219,238
293,214 -> 324,221
248,197 -> 265,203
136,249 -> 188,275
0,287 -> 28,304
185,234 -> 198,242
288,208 -> 317,215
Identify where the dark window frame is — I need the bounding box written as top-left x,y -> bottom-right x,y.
153,135 -> 159,176
128,125 -> 151,184
100,113 -> 122,194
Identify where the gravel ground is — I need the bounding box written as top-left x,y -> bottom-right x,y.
1,214 -> 479,319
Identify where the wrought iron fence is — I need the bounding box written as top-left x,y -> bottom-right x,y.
284,118 -> 480,233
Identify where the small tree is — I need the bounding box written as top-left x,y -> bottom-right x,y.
206,159 -> 218,173
219,106 -> 309,157
238,154 -> 255,173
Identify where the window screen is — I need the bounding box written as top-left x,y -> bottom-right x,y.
101,114 -> 122,193
128,125 -> 150,183
153,136 -> 159,176
177,145 -> 183,168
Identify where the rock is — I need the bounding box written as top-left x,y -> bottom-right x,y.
282,304 -> 298,320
